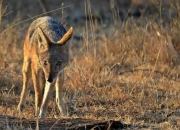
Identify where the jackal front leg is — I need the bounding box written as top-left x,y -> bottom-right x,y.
38,81 -> 55,118
17,58 -> 31,112
56,72 -> 67,116
31,64 -> 43,117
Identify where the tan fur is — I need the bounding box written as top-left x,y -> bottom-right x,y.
57,27 -> 73,44
17,16 -> 73,118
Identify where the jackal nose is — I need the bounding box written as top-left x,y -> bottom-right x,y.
47,77 -> 53,83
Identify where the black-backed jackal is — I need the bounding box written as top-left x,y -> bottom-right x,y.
17,16 -> 73,118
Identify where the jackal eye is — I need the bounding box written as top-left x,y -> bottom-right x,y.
44,60 -> 48,66
56,60 -> 62,66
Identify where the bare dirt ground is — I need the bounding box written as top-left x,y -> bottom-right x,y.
1,0 -> 180,129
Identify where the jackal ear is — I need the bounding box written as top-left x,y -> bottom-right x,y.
37,27 -> 49,51
57,27 -> 73,45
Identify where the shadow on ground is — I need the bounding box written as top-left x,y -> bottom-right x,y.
0,115 -> 132,130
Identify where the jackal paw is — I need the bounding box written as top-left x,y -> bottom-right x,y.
17,103 -> 25,112
58,107 -> 67,117
61,111 -> 67,117
38,108 -> 46,119
34,110 -> 40,118
38,112 -> 46,119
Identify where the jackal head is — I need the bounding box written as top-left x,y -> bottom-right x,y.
37,27 -> 73,83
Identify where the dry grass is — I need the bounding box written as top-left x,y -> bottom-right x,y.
1,0 -> 180,129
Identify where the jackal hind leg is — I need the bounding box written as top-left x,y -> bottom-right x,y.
17,58 -> 31,112
39,81 -> 55,118
31,65 -> 43,117
55,72 -> 67,116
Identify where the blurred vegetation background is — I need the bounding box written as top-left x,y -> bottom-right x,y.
1,1 -> 180,128
0,0 -> 179,63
